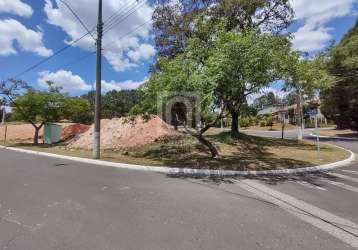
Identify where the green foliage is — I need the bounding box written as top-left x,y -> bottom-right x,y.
284,54 -> 332,96
12,88 -> 89,124
80,89 -> 142,123
135,30 -> 292,122
260,120 -> 266,127
265,114 -> 274,128
253,91 -> 280,109
239,117 -> 251,128
321,20 -> 358,130
153,0 -> 293,58
102,89 -> 141,119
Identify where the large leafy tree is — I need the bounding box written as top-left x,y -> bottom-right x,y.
202,30 -> 292,135
133,30 -> 293,156
11,82 -> 90,144
153,0 -> 293,58
320,20 -> 358,130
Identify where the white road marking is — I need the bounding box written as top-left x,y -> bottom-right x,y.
237,179 -> 358,248
341,170 -> 358,175
293,181 -> 327,191
321,179 -> 358,193
329,173 -> 358,184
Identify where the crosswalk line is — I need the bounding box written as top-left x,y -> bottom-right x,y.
329,173 -> 358,184
320,179 -> 358,193
237,179 -> 358,248
293,180 -> 327,191
341,169 -> 358,175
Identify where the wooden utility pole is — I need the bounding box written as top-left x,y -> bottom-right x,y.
93,0 -> 103,159
1,105 -> 5,125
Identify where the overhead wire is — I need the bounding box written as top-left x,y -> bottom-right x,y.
7,0 -> 149,81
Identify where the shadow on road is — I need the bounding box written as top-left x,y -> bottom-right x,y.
166,171 -> 340,187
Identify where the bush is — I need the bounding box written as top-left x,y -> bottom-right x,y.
249,116 -> 258,126
260,120 -> 266,127
240,117 -> 250,128
266,116 -> 274,127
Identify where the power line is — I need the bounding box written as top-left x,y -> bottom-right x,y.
103,1 -> 146,36
11,31 -> 93,80
7,0 -> 148,81
103,0 -> 138,26
59,0 -> 96,41
102,19 -> 152,50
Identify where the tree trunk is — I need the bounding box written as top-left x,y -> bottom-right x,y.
34,127 -> 40,145
231,111 -> 239,137
32,122 -> 44,145
195,134 -> 219,158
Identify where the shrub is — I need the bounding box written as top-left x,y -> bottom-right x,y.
266,116 -> 274,127
240,117 -> 250,128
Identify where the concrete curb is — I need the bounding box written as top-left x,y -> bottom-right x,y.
0,144 -> 355,176
309,133 -> 358,141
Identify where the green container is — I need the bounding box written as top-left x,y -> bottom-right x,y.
44,123 -> 62,144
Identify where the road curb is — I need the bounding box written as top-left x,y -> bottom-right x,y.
0,144 -> 355,176
309,133 -> 358,141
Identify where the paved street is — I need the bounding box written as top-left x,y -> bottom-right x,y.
0,129 -> 358,249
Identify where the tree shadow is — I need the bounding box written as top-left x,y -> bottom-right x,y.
166,171 -> 340,187
126,132 -> 319,171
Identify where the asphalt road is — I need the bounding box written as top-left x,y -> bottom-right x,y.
0,129 -> 358,249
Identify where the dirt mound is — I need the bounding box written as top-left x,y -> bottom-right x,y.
61,124 -> 90,140
67,115 -> 178,150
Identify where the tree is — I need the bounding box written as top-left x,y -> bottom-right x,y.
252,91 -> 279,109
102,89 -> 141,119
201,30 -> 292,136
153,0 -> 293,58
133,29 -> 292,156
320,20 -> 358,130
284,55 -> 332,138
79,89 -> 142,123
11,82 -> 90,144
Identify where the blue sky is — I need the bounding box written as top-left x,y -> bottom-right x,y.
0,0 -> 357,97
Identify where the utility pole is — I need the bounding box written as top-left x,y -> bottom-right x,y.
1,106 -> 5,125
93,0 -> 103,159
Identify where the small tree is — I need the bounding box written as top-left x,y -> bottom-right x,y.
11,81 -> 89,144
284,55 -> 332,139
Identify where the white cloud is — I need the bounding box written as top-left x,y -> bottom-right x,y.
0,19 -> 53,57
128,43 -> 156,62
101,78 -> 146,92
38,69 -> 146,94
291,0 -> 357,52
38,70 -> 91,92
0,0 -> 33,17
44,0 -> 155,72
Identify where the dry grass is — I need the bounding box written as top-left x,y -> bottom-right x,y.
1,129 -> 350,171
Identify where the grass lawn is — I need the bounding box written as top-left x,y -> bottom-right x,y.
0,129 -> 350,171
241,123 -> 297,131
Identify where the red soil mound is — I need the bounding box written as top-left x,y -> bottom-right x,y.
67,115 -> 177,150
61,123 -> 90,140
